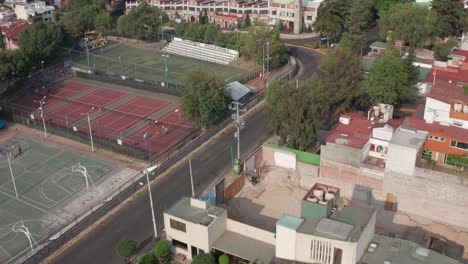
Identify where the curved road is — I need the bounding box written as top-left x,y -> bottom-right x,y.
48,47 -> 322,264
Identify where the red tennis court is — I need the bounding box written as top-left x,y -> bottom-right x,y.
86,96 -> 172,139
123,107 -> 194,155
46,88 -> 129,126
10,81 -> 93,112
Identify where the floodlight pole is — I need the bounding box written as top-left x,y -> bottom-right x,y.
162,53 -> 169,85
145,169 -> 158,238
87,113 -> 95,152
266,41 -> 270,88
6,148 -> 19,198
35,97 -> 47,138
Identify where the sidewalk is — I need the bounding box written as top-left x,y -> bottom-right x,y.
280,32 -> 319,40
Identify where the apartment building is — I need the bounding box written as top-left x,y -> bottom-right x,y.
126,0 -> 323,34
14,1 -> 54,22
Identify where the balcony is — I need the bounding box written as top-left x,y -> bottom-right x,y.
449,102 -> 468,121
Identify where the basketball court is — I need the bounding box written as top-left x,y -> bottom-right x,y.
0,137 -> 115,264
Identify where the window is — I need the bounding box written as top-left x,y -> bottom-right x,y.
272,11 -> 277,15
453,120 -> 463,127
172,239 -> 188,250
450,140 -> 468,150
170,219 -> 186,232
428,135 -> 445,142
307,16 -> 312,20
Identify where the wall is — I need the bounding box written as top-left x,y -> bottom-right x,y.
275,224 -> 297,260
294,232 -> 357,264
224,174 -> 245,201
321,142 -> 364,167
424,97 -> 451,124
226,219 -> 276,245
386,144 -> 417,175
297,161 -> 319,188
355,211 -> 376,261
208,211 -> 228,247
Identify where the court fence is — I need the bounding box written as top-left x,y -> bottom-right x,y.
16,56 -> 297,264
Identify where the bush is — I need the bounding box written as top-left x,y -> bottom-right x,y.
153,240 -> 171,264
115,240 -> 138,263
218,254 -> 229,264
192,253 -> 215,264
138,252 -> 155,264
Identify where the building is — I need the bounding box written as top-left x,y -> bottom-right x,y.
0,5 -> 16,22
164,183 -> 461,263
1,19 -> 29,50
126,0 -> 323,34
14,1 -> 54,22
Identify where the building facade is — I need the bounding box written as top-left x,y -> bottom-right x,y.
14,1 -> 54,22
126,0 -> 323,34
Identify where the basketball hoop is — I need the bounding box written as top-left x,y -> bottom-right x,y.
72,162 -> 96,189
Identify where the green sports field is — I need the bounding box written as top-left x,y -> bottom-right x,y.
75,45 -> 249,85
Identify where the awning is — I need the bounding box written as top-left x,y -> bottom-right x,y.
212,231 -> 275,264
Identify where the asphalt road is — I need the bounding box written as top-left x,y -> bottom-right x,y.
288,45 -> 323,80
48,48 -> 322,264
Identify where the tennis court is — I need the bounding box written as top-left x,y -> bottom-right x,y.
0,137 -> 115,264
84,96 -> 172,139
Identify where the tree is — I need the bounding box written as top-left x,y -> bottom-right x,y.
365,49 -> 417,105
378,3 -> 436,47
153,240 -> 171,264
61,0 -> 103,36
314,0 -> 344,46
340,0 -> 374,53
0,28 -> 4,50
0,51 -> 30,92
138,253 -> 155,264
182,70 -> 231,129
433,38 -> 458,61
432,0 -> 467,38
192,253 -> 215,264
218,254 -> 229,264
95,12 -> 113,34
266,76 -> 330,150
319,47 -> 364,112
245,23 -> 288,69
374,0 -> 405,18
199,11 -> 205,24
114,3 -> 167,40
115,240 -> 137,263
339,32 -> 367,55
18,22 -> 63,64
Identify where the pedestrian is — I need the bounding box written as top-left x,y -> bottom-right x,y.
18,145 -> 22,155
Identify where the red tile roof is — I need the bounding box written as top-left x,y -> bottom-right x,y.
427,80 -> 468,104
452,49 -> 468,58
1,20 -> 29,40
425,67 -> 468,85
403,116 -> 468,143
325,113 -> 376,149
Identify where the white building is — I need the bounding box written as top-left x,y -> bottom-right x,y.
14,1 -> 54,22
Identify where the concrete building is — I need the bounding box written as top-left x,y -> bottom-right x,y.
14,1 -> 54,22
0,5 -> 16,22
125,0 -> 323,34
164,182 -> 460,263
1,19 -> 29,51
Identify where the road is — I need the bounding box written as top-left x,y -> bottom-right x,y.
48,49 -> 322,264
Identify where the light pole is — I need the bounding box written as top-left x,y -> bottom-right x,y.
41,60 -> 44,70
162,53 -> 169,85
159,15 -> 164,41
34,96 -> 47,138
5,145 -> 19,198
144,168 -> 158,238
229,101 -> 246,161
235,28 -> 239,52
81,107 -> 98,152
266,41 -> 270,87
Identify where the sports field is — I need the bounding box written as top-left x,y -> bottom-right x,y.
74,44 -> 249,85
10,78 -> 196,159
0,137 -> 115,264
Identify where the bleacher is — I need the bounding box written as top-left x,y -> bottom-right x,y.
163,37 -> 239,65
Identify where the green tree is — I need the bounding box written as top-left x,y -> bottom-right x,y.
18,22 -> 63,64
341,0 -> 374,53
374,0 -> 405,17
319,47 -> 364,111
115,3 -> 167,40
365,49 -> 417,105
378,3 -> 436,47
203,24 -> 219,43
199,11 -> 205,24
0,51 -> 30,92
95,11 -> 113,34
61,0 -> 103,36
182,70 -> 231,129
218,254 -> 229,264
314,0 -> 344,46
138,252 -> 155,264
115,240 -> 137,263
153,240 -> 171,264
433,38 -> 458,61
266,76 -> 330,150
339,32 -> 367,55
432,0 -> 467,38
192,253 -> 215,264
245,23 -> 288,69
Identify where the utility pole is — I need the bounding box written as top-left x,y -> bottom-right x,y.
266,41 -> 270,87
229,101 -> 246,174
144,169 -> 158,238
189,159 -> 194,197
5,145 -> 18,198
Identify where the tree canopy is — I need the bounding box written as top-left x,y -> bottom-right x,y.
314,0 -> 344,46
116,3 -> 167,40
181,70 -> 231,129
266,76 -> 330,150
431,0 -> 468,38
319,47 -> 364,112
365,49 -> 418,105
245,23 -> 288,69
60,0 -> 105,36
191,253 -> 215,264
115,239 -> 137,263
378,3 -> 436,47
153,240 -> 171,264
18,21 -> 63,63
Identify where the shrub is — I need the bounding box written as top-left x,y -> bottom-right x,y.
218,254 -> 229,264
153,240 -> 171,264
115,240 -> 138,263
138,252 -> 155,264
192,253 -> 215,264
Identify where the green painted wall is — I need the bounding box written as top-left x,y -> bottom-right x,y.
262,142 -> 320,166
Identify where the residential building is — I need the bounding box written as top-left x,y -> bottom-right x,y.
125,0 -> 323,34
164,183 -> 461,263
0,5 -> 16,22
1,19 -> 29,50
14,1 -> 55,22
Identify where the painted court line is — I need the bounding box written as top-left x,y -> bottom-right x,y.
0,188 -> 49,214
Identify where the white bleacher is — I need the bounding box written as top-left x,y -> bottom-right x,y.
163,37 -> 239,65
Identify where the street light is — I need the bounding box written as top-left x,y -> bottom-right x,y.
81,107 -> 99,152
5,145 -> 19,198
41,60 -> 44,70
162,53 -> 169,85
159,15 -> 164,41
144,166 -> 159,238
34,96 -> 47,138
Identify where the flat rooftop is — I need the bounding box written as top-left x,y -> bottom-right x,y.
166,197 -> 225,226
390,127 -> 427,150
360,234 -> 461,264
